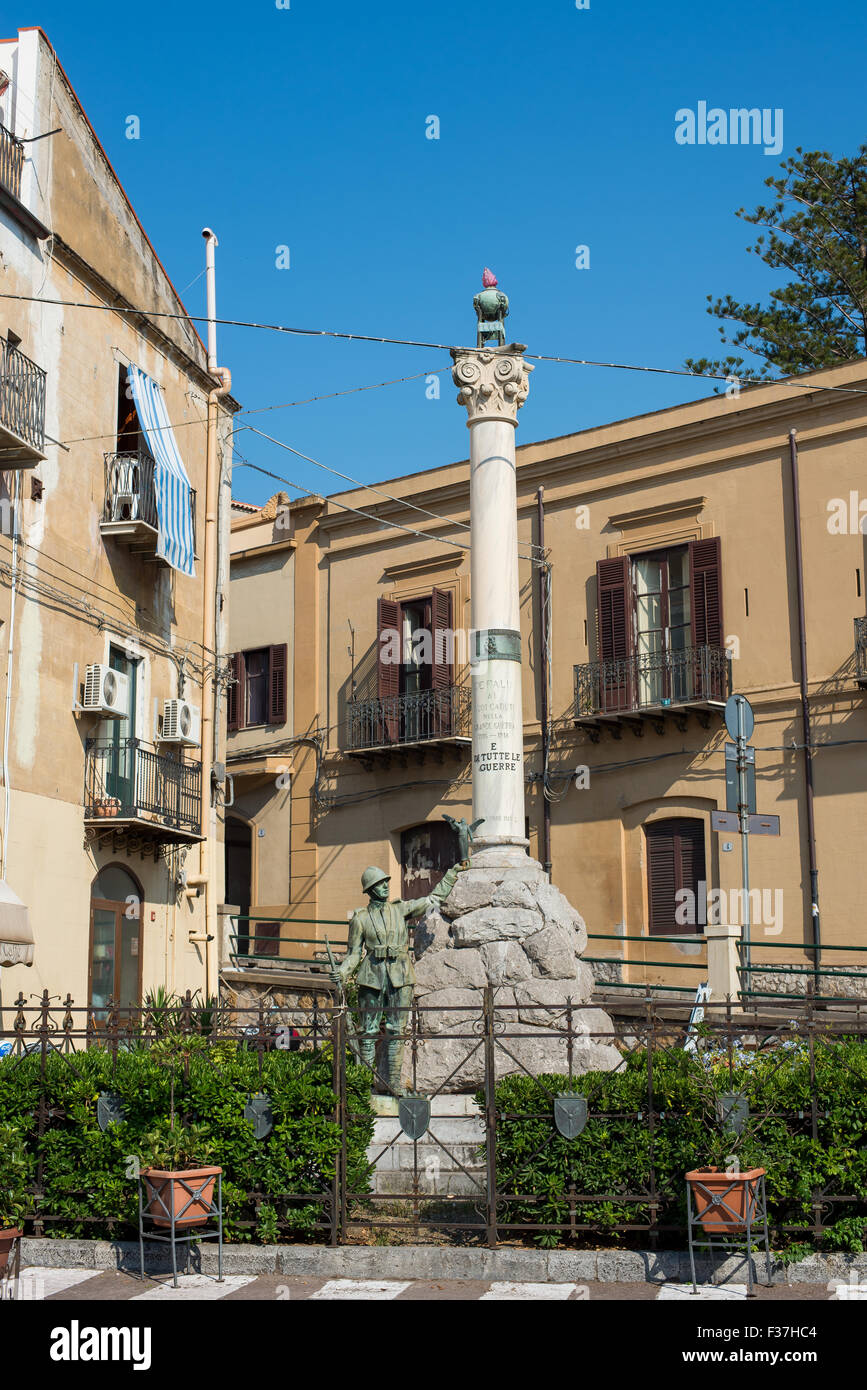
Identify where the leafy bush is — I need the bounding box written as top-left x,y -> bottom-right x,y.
0,1042 -> 373,1242
478,1039 -> 867,1251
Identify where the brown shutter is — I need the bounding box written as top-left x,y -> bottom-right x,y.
268,643 -> 288,725
430,587 -> 453,735
227,652 -> 243,731
596,556 -> 633,712
377,596 -> 400,743
646,818 -> 706,936
689,538 -> 724,698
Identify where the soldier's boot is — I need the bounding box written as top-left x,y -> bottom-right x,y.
385,1039 -> 407,1097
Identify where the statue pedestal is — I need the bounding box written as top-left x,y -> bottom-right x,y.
408,847 -> 619,1094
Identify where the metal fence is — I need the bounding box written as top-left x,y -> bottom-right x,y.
84,738 -> 201,836
0,123 -> 24,200
574,643 -> 730,717
2,989 -> 866,1250
347,683 -> 471,751
102,450 -> 197,553
0,335 -> 46,456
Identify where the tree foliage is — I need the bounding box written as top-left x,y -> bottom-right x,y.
686,145 -> 867,383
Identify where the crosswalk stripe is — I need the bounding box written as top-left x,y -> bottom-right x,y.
479,1282 -> 578,1300
15,1268 -> 103,1300
309,1279 -> 412,1300
131,1274 -> 257,1301
658,1283 -> 750,1300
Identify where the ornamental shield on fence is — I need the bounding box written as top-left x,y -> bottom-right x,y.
399,1095 -> 431,1140
554,1094 -> 588,1140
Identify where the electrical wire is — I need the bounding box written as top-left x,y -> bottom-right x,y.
3,291 -> 867,395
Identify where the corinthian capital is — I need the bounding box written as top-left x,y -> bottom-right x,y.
450,346 -> 533,426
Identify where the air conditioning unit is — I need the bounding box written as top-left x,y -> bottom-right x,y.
82,664 -> 129,718
161,699 -> 201,747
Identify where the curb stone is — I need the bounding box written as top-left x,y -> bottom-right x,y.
19,1238 -> 861,1285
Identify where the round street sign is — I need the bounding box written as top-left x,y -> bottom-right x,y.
724,694 -> 754,741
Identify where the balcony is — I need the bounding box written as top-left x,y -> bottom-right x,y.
855,618 -> 867,686
100,450 -> 196,562
574,644 -> 730,738
0,337 -> 46,468
0,123 -> 24,201
84,738 -> 202,846
346,684 -> 471,763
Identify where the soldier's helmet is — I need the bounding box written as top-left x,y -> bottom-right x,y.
361,866 -> 390,894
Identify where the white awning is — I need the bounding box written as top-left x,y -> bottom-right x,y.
0,881 -> 34,967
126,364 -> 196,577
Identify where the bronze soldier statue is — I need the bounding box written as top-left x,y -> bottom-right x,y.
333,860 -> 465,1095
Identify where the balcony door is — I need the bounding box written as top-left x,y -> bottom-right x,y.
102,646 -> 138,811
632,548 -> 691,706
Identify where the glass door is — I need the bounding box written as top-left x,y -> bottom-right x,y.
89,898 -> 142,1016
103,647 -> 137,811
632,548 -> 691,706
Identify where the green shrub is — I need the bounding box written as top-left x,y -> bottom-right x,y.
477,1039 -> 867,1251
0,1043 -> 373,1242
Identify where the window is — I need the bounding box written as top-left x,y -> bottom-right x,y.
227,644 -> 287,730
116,365 -> 144,454
377,589 -> 454,739
645,818 -> 706,936
595,538 -> 724,710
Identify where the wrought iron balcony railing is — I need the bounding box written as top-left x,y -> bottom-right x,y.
856,618 -> 867,682
0,337 -> 46,458
0,123 -> 24,201
84,738 -> 201,838
574,644 -> 730,718
101,449 -> 196,553
347,684 -> 471,752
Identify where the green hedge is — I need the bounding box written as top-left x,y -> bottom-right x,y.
0,1042 -> 374,1242
478,1038 -> 867,1252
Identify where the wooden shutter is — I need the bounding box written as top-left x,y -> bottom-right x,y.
646,818 -> 706,936
377,596 -> 400,743
227,652 -> 244,731
430,587 -> 454,735
689,538 -> 724,698
268,643 -> 288,725
596,557 -> 633,712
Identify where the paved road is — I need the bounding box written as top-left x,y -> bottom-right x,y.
8,1267 -> 856,1301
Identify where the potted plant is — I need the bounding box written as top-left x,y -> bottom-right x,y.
139,1119 -> 221,1229
686,1165 -> 766,1234
0,1122 -> 29,1273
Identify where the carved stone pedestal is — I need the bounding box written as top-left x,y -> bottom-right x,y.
408,847 -> 619,1093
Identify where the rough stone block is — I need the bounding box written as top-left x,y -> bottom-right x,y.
546,1249 -> 598,1282
415,946 -> 487,994
479,939 -> 533,986
524,923 -> 578,979
451,906 -> 543,948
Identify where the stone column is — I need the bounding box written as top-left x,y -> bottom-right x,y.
450,345 -> 533,848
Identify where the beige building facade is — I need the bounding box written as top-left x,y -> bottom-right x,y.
227,347 -> 867,1005
0,28 -> 236,1012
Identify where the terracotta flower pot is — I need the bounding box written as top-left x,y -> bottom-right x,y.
0,1227 -> 22,1274
141,1167 -> 221,1228
686,1166 -> 766,1233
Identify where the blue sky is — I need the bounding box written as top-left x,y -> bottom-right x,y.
22,0 -> 867,504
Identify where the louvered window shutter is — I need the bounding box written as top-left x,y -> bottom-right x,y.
596,557 -> 633,712
430,587 -> 454,735
377,596 -> 400,743
227,652 -> 243,731
689,538 -> 724,698
646,818 -> 707,935
268,643 -> 288,725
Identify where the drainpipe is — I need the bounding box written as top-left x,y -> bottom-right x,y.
189,228 -> 231,1000
788,429 -> 821,984
536,487 -> 551,876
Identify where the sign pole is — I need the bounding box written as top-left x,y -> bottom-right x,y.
737,698 -> 751,982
